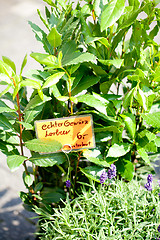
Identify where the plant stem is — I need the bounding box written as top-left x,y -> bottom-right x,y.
11,77 -> 28,175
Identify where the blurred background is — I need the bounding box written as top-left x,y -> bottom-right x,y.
0,1 -> 46,239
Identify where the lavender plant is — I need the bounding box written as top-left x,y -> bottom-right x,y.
34,179 -> 160,239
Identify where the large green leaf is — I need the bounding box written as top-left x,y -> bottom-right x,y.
80,166 -> 104,182
62,52 -> 97,67
0,131 -> 19,145
0,140 -> 19,156
123,87 -> 136,109
42,71 -> 65,89
30,53 -> 58,67
117,6 -> 142,30
61,40 -> 96,66
24,95 -> 51,123
137,147 -> 151,166
29,21 -> 53,54
153,65 -> 160,82
24,105 -> 45,123
71,75 -> 100,96
47,27 -> 62,48
2,56 -> 16,73
83,149 -> 110,167
0,114 -> 14,131
41,188 -> 65,204
24,94 -> 51,111
0,100 -> 15,113
100,0 -> 125,31
116,159 -> 134,181
107,143 -> 131,157
20,79 -> 42,90
141,112 -> 160,128
94,126 -> 120,133
29,152 -> 66,167
7,155 -> 27,172
77,94 -> 107,115
120,113 -> 136,139
98,59 -> 124,68
25,139 -> 62,153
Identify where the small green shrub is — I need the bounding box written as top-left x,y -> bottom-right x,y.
35,179 -> 160,240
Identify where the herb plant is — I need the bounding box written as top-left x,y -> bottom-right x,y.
34,180 -> 160,239
0,0 -> 160,214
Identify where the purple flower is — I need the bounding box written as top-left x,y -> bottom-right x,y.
158,193 -> 160,197
144,182 -> 152,191
100,171 -> 108,184
147,174 -> 153,183
66,180 -> 71,188
108,164 -> 116,179
158,180 -> 160,187
158,225 -> 160,232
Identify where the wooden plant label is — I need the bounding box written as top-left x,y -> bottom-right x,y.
35,115 -> 95,152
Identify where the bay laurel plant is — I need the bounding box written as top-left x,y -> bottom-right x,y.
34,180 -> 160,239
0,0 -> 160,211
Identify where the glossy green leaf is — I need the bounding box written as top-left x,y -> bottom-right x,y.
20,54 -> 27,74
47,27 -> 62,48
107,143 -> 131,157
25,175 -> 33,187
116,159 -> 134,181
98,59 -> 124,68
30,53 -> 58,67
16,121 -> 33,130
63,52 -> 97,67
77,94 -> 107,115
101,0 -> 125,31
34,182 -> 43,193
155,136 -> 160,147
29,152 -> 66,167
86,37 -> 110,48
137,147 -> 151,166
83,149 -> 110,167
94,126 -> 120,133
42,71 -> 65,89
137,89 -> 147,111
80,166 -> 104,182
24,105 -> 45,123
0,100 -> 15,113
7,155 -> 27,172
0,60 -> 13,78
0,114 -> 14,131
29,21 -> 53,54
0,131 -> 19,145
2,56 -> 16,73
100,80 -> 114,94
118,6 -> 142,30
25,138 -> 62,153
41,189 -> 65,204
21,79 -> 42,90
24,94 -> 51,111
153,65 -> 160,82
141,112 -> 160,128
123,87 -> 136,109
120,113 -> 136,139
0,140 -> 19,156
71,75 -> 100,96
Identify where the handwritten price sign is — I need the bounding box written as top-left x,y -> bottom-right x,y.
35,115 -> 95,152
